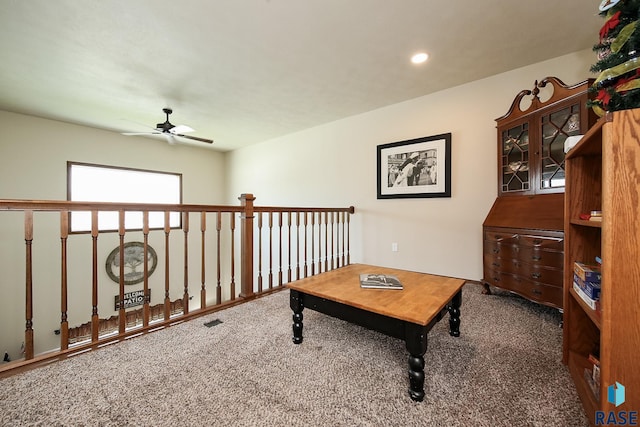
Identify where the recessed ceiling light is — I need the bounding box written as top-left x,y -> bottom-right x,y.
411,52 -> 429,64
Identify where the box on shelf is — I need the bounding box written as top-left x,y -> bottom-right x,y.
574,262 -> 601,283
573,274 -> 601,300
573,281 -> 599,311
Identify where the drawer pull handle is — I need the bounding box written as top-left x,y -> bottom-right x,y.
531,289 -> 542,295
532,255 -> 542,261
533,239 -> 543,245
492,276 -> 500,282
531,272 -> 542,279
492,262 -> 500,267
493,248 -> 500,254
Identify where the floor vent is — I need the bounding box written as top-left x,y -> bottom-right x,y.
204,319 -> 223,328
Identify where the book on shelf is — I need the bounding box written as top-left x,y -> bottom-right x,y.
573,281 -> 599,311
583,369 -> 600,401
574,262 -> 601,283
588,354 -> 601,388
573,274 -> 601,300
359,274 -> 403,290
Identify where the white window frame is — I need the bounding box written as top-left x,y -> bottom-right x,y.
67,162 -> 182,233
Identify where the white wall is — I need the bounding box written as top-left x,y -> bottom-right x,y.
226,49 -> 596,280
0,112 -> 227,359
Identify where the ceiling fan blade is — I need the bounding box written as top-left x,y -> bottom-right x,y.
122,131 -> 162,136
170,125 -> 194,134
175,134 -> 214,144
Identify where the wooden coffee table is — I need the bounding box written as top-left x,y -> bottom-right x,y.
287,263 -> 464,401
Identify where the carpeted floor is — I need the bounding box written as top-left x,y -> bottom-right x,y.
0,283 -> 588,426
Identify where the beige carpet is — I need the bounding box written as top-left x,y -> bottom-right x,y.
0,283 -> 588,426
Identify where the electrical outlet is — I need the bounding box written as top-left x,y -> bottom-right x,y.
391,243 -> 398,252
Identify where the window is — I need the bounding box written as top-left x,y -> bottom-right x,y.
67,162 -> 182,232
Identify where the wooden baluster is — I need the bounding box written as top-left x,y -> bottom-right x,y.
269,212 -> 273,289
60,211 -> 69,350
278,212 -> 283,286
91,210 -> 99,341
200,211 -> 206,309
303,212 -> 308,278
341,212 -> 346,268
216,211 -> 222,304
183,212 -> 189,314
164,211 -> 171,320
287,211 -> 292,283
295,212 -> 300,281
258,212 -> 263,292
324,212 -> 329,273
24,210 -> 34,359
118,210 -> 126,334
311,212 -> 316,275
142,211 -> 150,327
330,211 -> 335,270
347,211 -> 351,265
230,212 -> 236,299
319,212 -> 324,274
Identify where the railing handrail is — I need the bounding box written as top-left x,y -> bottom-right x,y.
0,194 -> 355,377
0,199 -> 355,214
0,199 -> 245,212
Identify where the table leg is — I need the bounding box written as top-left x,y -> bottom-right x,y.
405,323 -> 428,401
448,289 -> 462,337
290,290 -> 304,344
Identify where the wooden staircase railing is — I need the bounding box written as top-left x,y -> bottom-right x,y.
0,194 -> 354,376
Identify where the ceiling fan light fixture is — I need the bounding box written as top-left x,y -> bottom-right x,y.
411,52 -> 429,64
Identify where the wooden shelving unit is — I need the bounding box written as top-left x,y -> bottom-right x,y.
563,109 -> 640,425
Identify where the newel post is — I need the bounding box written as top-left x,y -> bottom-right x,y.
239,193 -> 255,299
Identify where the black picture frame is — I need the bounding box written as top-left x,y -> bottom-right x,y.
377,133 -> 451,199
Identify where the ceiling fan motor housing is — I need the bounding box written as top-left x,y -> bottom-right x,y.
157,108 -> 174,131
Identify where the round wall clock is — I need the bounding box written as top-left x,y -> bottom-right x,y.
105,242 -> 158,285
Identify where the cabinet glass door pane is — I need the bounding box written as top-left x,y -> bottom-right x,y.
540,104 -> 581,189
501,124 -> 529,192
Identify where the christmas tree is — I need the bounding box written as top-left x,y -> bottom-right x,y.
589,0 -> 640,116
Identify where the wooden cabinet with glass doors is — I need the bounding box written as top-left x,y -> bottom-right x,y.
482,77 -> 597,309
497,76 -> 595,196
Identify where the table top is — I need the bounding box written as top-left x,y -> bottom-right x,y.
287,263 -> 465,326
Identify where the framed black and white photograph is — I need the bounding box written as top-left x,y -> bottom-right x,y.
377,133 -> 451,199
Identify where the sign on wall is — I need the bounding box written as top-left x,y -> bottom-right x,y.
114,289 -> 150,310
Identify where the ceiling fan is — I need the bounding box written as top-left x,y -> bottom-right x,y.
122,108 -> 214,144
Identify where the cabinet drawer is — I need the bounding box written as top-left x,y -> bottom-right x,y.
516,247 -> 563,267
484,240 -> 518,259
507,275 -> 563,308
484,256 -> 563,287
518,263 -> 563,287
484,230 -> 518,243
483,255 -> 503,272
518,234 -> 563,251
483,270 -> 563,309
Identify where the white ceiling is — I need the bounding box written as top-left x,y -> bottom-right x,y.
0,1 -> 602,151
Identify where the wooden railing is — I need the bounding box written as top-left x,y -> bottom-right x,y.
0,194 -> 354,376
